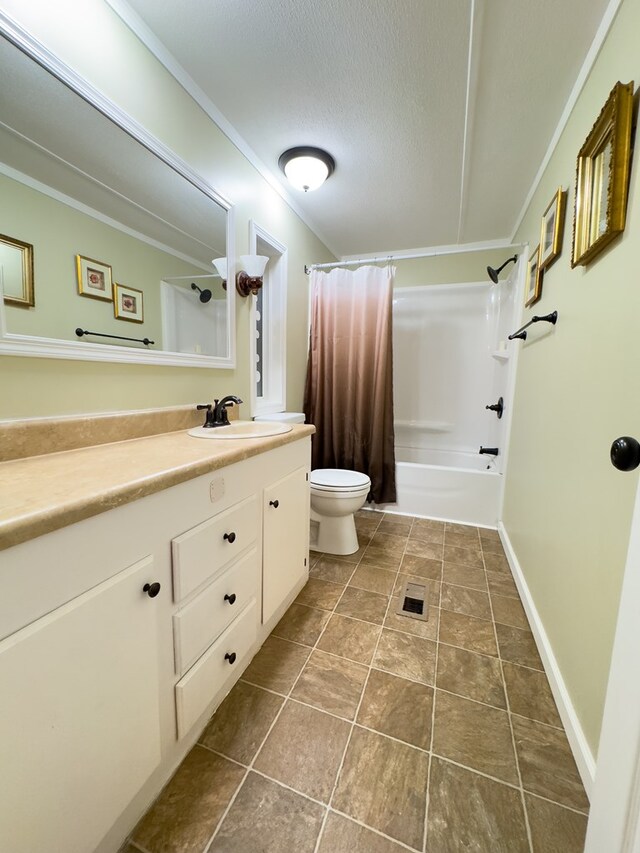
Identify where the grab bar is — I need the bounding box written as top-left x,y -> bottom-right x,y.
508,311 -> 558,341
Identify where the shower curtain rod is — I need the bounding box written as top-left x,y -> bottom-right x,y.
304,242 -> 524,274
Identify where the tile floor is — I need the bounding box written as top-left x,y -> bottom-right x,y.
124,512 -> 589,853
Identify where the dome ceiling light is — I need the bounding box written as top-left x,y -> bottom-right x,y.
278,146 -> 335,192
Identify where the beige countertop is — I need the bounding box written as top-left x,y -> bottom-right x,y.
0,424 -> 314,552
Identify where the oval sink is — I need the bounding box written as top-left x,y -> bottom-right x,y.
187,421 -> 293,440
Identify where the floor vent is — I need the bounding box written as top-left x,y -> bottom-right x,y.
396,580 -> 429,622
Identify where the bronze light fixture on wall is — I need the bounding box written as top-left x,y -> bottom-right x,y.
278,146 -> 336,192
212,255 -> 269,297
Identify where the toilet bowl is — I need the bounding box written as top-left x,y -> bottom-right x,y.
310,468 -> 371,555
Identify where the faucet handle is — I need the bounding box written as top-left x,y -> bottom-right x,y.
196,403 -> 211,411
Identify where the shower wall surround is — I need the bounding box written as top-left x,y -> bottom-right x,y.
393,281 -> 515,467
380,274 -> 520,526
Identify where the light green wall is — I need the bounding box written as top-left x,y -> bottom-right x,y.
0,0 -> 334,419
393,248 -> 516,287
503,0 -> 640,755
1,172 -> 209,346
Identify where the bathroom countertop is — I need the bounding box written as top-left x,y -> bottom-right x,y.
0,424 -> 314,552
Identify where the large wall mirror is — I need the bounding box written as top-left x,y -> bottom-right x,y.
0,25 -> 235,368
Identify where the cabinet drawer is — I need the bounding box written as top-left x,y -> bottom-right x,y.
173,548 -> 258,676
175,599 -> 257,739
172,495 -> 257,602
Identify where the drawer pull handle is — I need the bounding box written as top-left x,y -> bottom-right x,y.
224,593 -> 237,605
143,582 -> 161,598
225,652 -> 237,665
269,499 -> 280,509
224,531 -> 237,544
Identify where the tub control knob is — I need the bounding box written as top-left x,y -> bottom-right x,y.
485,397 -> 504,419
610,436 -> 640,471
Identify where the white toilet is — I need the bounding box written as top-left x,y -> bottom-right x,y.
253,414 -> 370,555
310,468 -> 371,555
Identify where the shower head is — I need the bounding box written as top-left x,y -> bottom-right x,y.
191,282 -> 212,303
487,255 -> 518,283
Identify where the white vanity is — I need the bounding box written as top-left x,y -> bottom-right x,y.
0,424 -> 312,853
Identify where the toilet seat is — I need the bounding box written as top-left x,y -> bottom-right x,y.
310,469 -> 370,492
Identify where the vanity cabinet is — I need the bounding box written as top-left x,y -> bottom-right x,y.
0,555 -> 163,853
0,434 -> 310,853
263,466 -> 310,623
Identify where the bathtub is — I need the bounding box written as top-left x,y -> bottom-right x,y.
375,448 -> 501,528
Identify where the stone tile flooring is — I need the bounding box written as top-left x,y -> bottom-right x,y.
124,512 -> 589,853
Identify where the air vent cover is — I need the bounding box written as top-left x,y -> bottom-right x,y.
396,580 -> 429,622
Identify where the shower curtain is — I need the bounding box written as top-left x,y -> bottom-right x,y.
303,265 -> 396,503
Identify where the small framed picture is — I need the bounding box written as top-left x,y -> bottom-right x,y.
113,282 -> 144,323
76,255 -> 113,301
539,187 -> 566,270
1,234 -> 35,307
525,245 -> 542,307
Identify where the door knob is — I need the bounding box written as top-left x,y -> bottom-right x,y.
143,582 -> 161,598
610,436 -> 640,471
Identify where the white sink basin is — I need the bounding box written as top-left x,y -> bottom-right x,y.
187,421 -> 293,440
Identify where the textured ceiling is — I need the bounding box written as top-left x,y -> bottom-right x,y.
118,0 -> 610,256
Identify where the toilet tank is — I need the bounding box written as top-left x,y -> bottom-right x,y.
253,412 -> 305,424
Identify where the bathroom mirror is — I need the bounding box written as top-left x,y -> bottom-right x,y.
0,29 -> 235,368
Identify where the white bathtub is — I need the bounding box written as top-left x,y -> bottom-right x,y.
375,448 -> 501,528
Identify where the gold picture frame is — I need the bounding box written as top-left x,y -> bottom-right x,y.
76,254 -> 113,301
539,188 -> 566,270
113,282 -> 144,323
571,80 -> 634,267
525,245 -> 542,308
0,234 -> 34,307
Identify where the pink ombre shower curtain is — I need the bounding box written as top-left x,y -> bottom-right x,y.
303,265 -> 396,503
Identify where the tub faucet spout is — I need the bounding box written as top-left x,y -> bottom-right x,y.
479,446 -> 499,456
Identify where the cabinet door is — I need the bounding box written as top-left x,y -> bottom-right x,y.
262,466 -> 309,623
0,556 -> 162,853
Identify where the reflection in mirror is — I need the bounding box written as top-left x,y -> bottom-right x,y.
0,31 -> 233,365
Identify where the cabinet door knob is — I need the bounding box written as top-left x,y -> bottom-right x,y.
224,652 -> 237,665
269,499 -> 279,509
143,582 -> 161,598
224,593 -> 237,605
223,531 -> 236,543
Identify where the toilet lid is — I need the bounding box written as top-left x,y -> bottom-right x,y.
310,468 -> 370,489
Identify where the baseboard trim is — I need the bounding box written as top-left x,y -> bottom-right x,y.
498,522 -> 596,797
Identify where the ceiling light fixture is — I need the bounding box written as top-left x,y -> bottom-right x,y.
278,146 -> 335,192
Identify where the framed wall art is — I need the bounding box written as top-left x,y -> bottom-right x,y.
76,254 -> 113,301
0,234 -> 34,307
113,283 -> 144,323
525,245 -> 542,307
539,187 -> 566,270
571,80 -> 634,267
